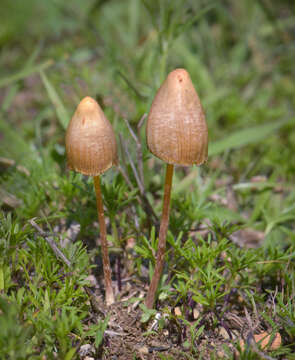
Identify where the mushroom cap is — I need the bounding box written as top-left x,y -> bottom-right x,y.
146,69 -> 208,166
65,96 -> 118,176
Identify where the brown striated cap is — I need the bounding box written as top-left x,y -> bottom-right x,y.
146,69 -> 208,166
65,96 -> 118,176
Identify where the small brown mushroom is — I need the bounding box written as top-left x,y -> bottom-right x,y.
66,96 -> 117,306
145,69 -> 208,308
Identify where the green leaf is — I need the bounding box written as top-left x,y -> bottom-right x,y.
40,70 -> 70,129
209,118 -> 293,156
192,294 -> 209,306
94,315 -> 110,348
64,348 -> 76,360
43,289 -> 51,313
139,303 -> 157,323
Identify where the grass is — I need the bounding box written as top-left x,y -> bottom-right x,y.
0,0 -> 295,358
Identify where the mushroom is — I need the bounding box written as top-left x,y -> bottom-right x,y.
66,96 -> 117,306
145,69 -> 208,308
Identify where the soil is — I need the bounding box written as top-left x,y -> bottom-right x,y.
82,275 -> 274,360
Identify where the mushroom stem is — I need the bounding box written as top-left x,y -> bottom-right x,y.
145,163 -> 174,309
93,175 -> 115,306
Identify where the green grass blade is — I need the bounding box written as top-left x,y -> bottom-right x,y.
40,70 -> 70,130
209,118 -> 293,156
0,84 -> 19,111
0,59 -> 53,88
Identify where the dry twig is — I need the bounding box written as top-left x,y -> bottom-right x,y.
29,218 -> 71,267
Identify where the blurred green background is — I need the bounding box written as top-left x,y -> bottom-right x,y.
1,0 -> 294,174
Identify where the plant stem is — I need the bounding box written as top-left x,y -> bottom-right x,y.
93,175 -> 114,306
145,163 -> 174,309
111,219 -> 120,247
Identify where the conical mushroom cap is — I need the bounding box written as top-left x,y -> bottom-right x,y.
66,96 -> 118,176
146,69 -> 208,166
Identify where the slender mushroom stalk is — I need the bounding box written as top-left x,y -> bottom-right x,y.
145,69 -> 208,309
93,175 -> 114,305
66,96 -> 117,306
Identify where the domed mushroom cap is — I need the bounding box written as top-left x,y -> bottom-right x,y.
146,69 -> 208,166
66,96 -> 118,176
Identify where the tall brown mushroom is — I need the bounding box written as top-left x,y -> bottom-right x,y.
66,96 -> 117,306
145,69 -> 208,309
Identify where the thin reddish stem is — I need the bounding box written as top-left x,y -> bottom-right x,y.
145,163 -> 174,309
93,175 -> 114,306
